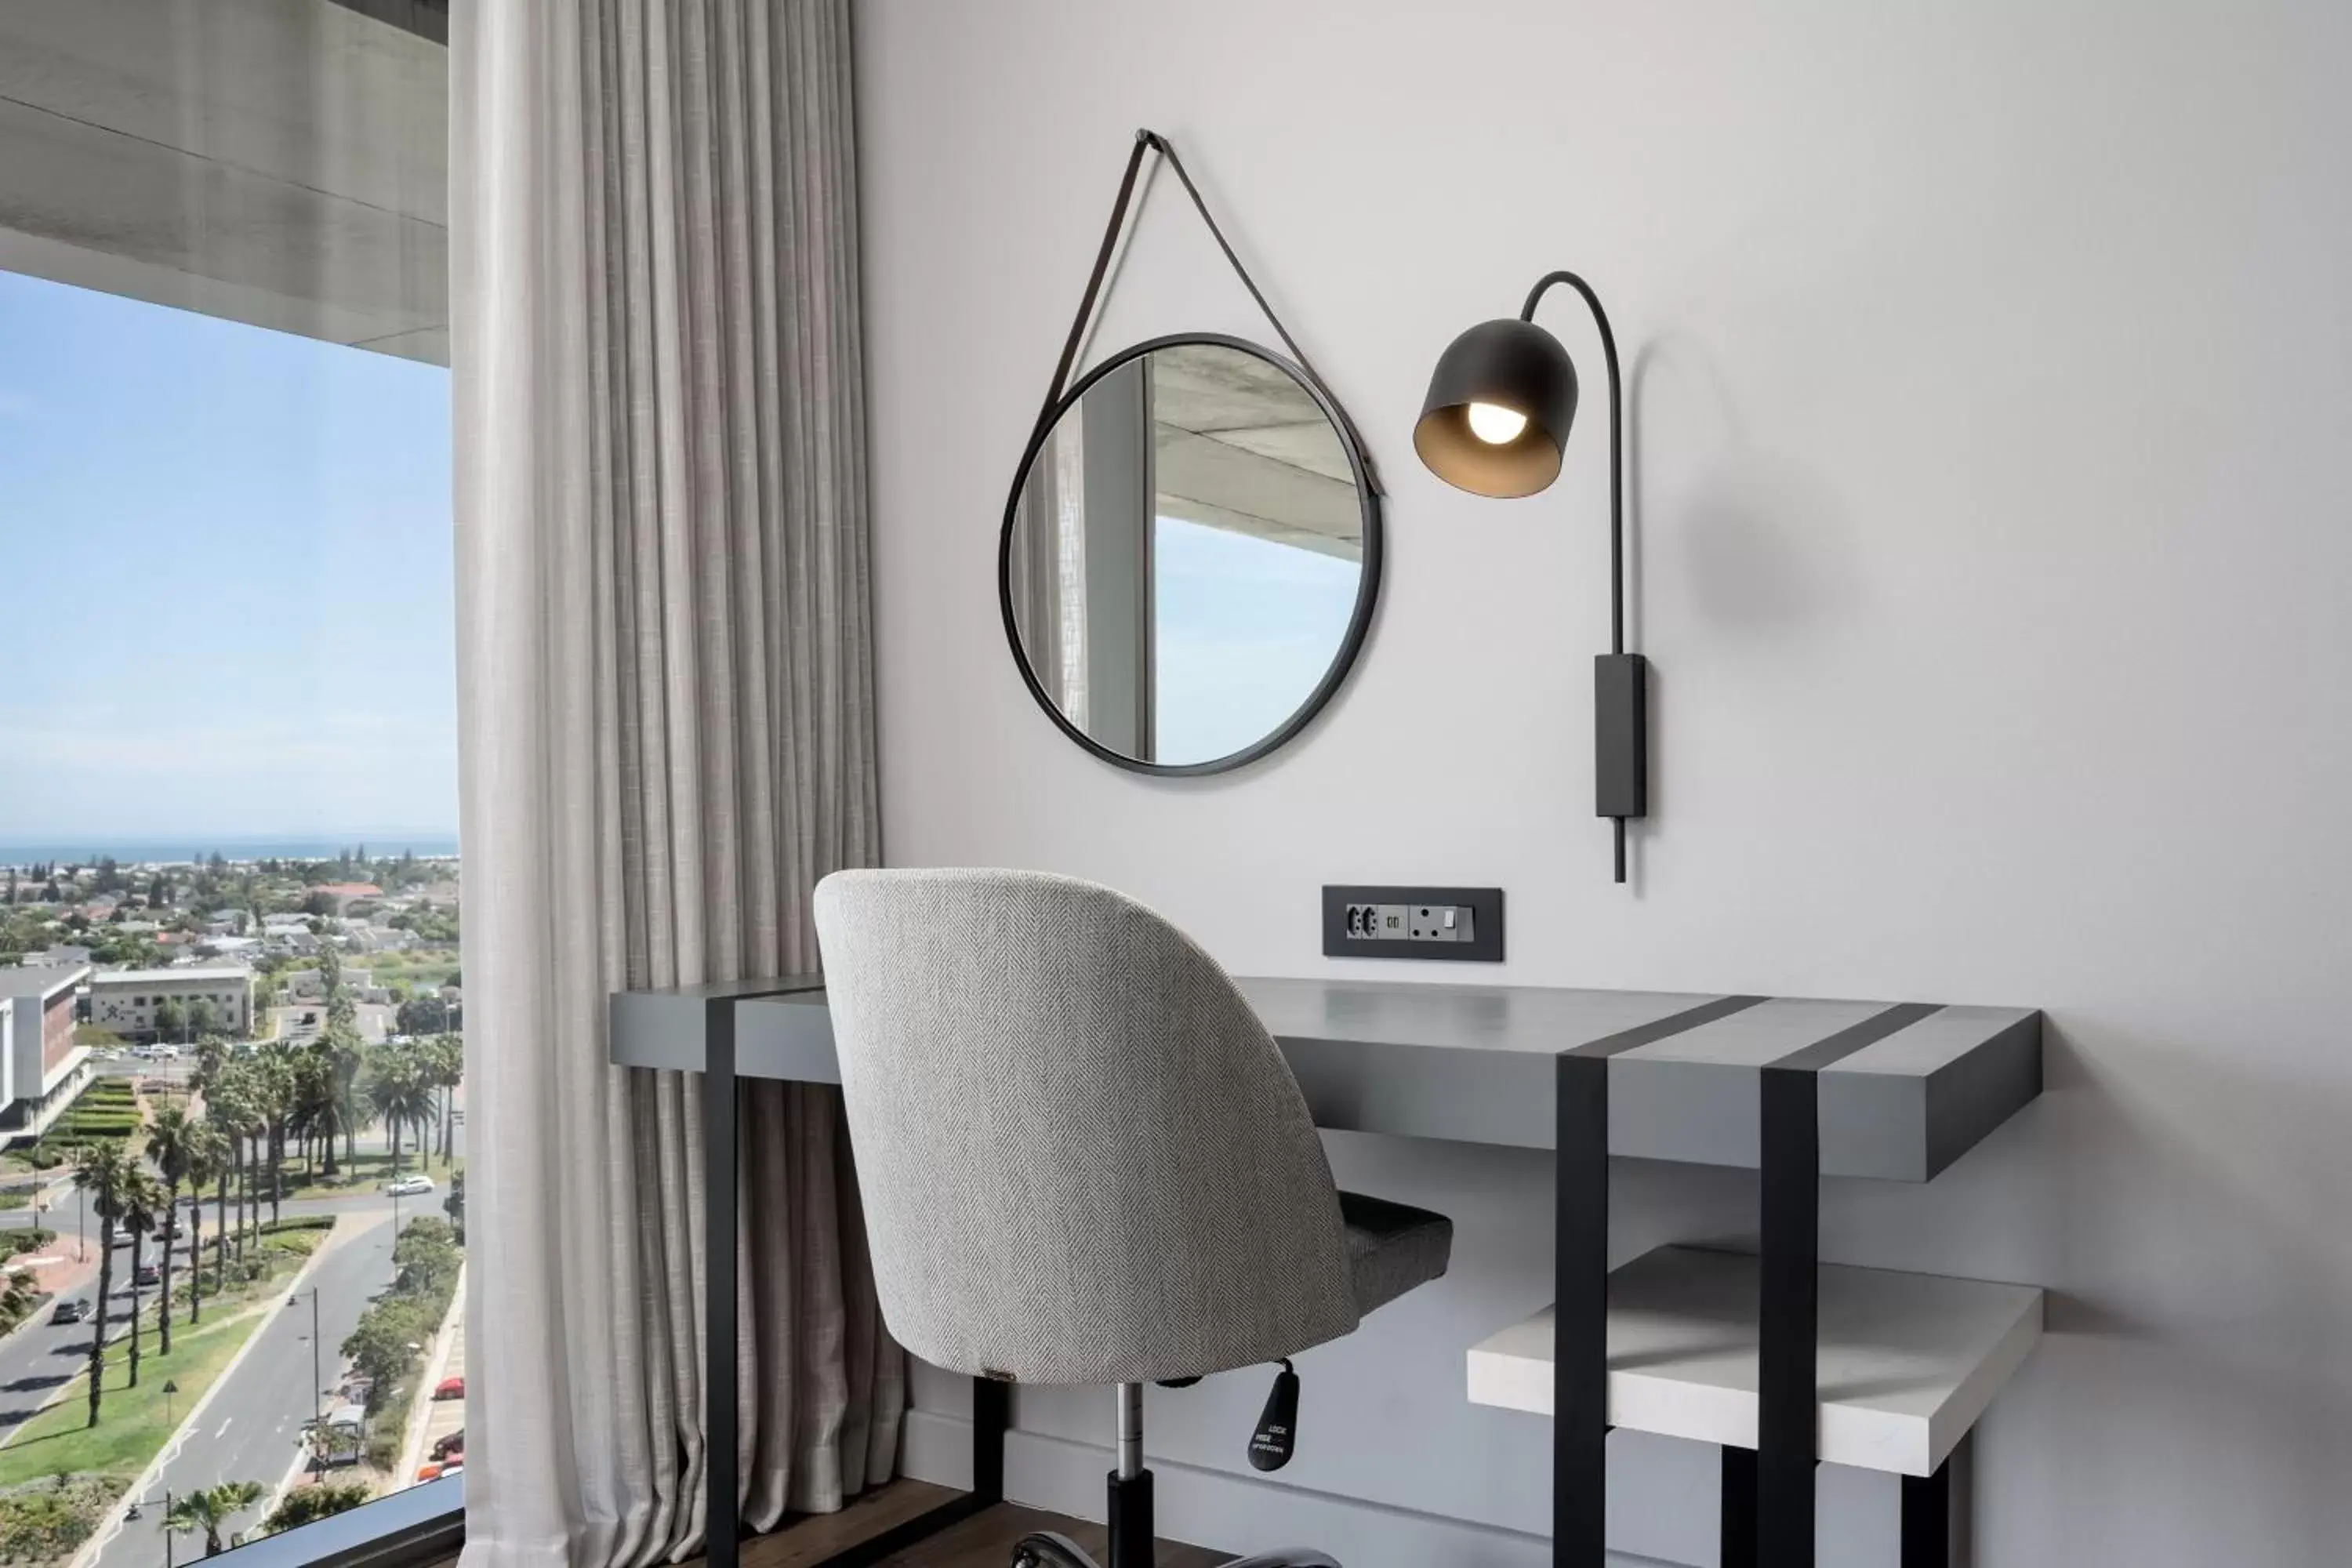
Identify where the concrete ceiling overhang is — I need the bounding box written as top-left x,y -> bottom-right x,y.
0,0 -> 448,365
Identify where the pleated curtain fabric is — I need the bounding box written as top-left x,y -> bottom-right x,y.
451,3 -> 899,1565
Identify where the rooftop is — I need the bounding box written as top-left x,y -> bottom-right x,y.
90,966 -> 256,985
0,964 -> 93,998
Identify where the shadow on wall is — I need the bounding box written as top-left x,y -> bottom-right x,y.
1817,1017 -> 2352,1562
1631,333 -> 1861,641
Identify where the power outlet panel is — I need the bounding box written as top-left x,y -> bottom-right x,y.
1322,886 -> 1504,964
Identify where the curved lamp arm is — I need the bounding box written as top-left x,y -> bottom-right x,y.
1520,270 -> 1625,659
1523,270 -> 1639,882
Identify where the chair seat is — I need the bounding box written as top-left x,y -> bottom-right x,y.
1338,1191 -> 1453,1316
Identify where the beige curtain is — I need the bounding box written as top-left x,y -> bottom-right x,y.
451,3 -> 899,1566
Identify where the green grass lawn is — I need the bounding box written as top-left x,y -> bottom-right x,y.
279,1149 -> 458,1202
0,1307 -> 263,1488
0,1228 -> 328,1494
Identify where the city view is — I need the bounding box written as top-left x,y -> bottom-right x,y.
0,848 -> 465,1566
2,261 -> 459,1563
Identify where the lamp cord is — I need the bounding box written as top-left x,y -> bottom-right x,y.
1033,129 -> 1381,494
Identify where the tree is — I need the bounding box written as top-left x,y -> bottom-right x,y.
185,998 -> 216,1040
423,1034 -> 463,1162
201,1073 -> 251,1282
70,1141 -> 129,1427
182,1122 -> 223,1327
342,1298 -> 435,1414
394,995 -> 450,1036
154,999 -> 187,1043
305,1025 -> 368,1178
146,1107 -> 198,1353
118,1168 -> 165,1387
365,1050 -> 437,1177
252,1045 -> 298,1226
392,1218 -> 460,1297
0,1264 -> 38,1335
163,1481 -> 267,1558
260,1483 -> 370,1535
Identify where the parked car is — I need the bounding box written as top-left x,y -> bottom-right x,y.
432,1375 -> 464,1401
132,1264 -> 160,1289
109,1223 -> 134,1247
431,1429 -> 464,1461
386,1175 -> 435,1197
50,1298 -> 89,1325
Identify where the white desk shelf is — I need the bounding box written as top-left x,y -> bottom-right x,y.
1467,1246 -> 2044,1478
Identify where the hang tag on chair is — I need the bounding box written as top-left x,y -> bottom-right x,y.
1248,1360 -> 1300,1472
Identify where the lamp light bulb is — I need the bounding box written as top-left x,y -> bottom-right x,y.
1465,402 -> 1527,445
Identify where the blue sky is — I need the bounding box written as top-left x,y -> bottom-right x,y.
1153,517 -> 1360,764
0,270 -> 457,845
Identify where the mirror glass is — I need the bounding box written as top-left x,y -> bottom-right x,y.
1003,338 -> 1377,771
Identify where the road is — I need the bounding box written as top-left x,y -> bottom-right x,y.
95,1209 -> 402,1568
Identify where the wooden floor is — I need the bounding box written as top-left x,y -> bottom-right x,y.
746,1481 -> 1226,1568
425,1481 -> 1228,1568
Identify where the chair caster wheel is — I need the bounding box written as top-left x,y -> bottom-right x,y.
1010,1530 -> 1100,1568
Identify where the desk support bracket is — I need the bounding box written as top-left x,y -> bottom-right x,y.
696,998 -> 1007,1568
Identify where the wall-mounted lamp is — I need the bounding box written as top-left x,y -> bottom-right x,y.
1416,270 -> 1646,884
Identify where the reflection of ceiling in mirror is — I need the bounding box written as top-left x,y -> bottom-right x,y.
1149,343 -> 1362,562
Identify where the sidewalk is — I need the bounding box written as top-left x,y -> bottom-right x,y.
394,1262 -> 465,1485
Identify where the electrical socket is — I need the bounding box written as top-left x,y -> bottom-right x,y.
1323,886 -> 1504,963
1407,904 -> 1473,942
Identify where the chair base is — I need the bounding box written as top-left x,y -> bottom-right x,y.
1004,1387 -> 1339,1568
1007,1468 -> 1338,1568
1011,1524 -> 1339,1568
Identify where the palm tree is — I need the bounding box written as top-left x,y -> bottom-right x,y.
202,1073 -> 249,1279
118,1168 -> 164,1388
425,1033 -> 463,1163
252,1046 -> 297,1226
314,1024 -> 368,1177
366,1051 -> 437,1177
182,1123 -> 222,1326
71,1141 -> 129,1428
164,1480 -> 267,1557
145,1107 -> 197,1356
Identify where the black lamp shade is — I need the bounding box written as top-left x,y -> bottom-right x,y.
1413,318 -> 1580,499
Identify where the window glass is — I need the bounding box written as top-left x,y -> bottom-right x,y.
0,5 -> 459,1563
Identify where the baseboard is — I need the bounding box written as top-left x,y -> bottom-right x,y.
902,1409 -> 1683,1568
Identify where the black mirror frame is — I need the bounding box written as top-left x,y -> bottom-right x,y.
997,332 -> 1384,779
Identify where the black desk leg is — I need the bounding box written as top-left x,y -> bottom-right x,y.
1555,1053 -> 1610,1568
706,1004 -> 740,1568
1722,1446 -> 1759,1568
1900,1461 -> 1950,1568
1758,1065 -> 1818,1568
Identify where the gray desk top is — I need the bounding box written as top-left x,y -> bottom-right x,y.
610,975 -> 2040,1183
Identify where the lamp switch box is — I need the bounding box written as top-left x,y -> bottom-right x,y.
1323,886 -> 1504,963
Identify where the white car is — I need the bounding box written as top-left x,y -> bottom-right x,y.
385,1176 -> 435,1197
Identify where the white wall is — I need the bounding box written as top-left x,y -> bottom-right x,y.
855,2 -> 2352,1563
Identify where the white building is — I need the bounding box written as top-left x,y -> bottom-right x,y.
88,966 -> 255,1042
0,962 -> 94,1134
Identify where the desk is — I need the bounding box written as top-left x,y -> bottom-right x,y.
610,976 -> 2042,1568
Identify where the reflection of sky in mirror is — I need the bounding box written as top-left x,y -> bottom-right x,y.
1153,517 -> 1359,764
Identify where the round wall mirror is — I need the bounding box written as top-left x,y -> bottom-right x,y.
999,334 -> 1381,775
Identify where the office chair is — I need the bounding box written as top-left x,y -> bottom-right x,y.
813,869 -> 1454,1568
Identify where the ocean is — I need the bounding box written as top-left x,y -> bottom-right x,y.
0,835 -> 461,867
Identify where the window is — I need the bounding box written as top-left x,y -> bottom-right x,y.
0,3 -> 461,1564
